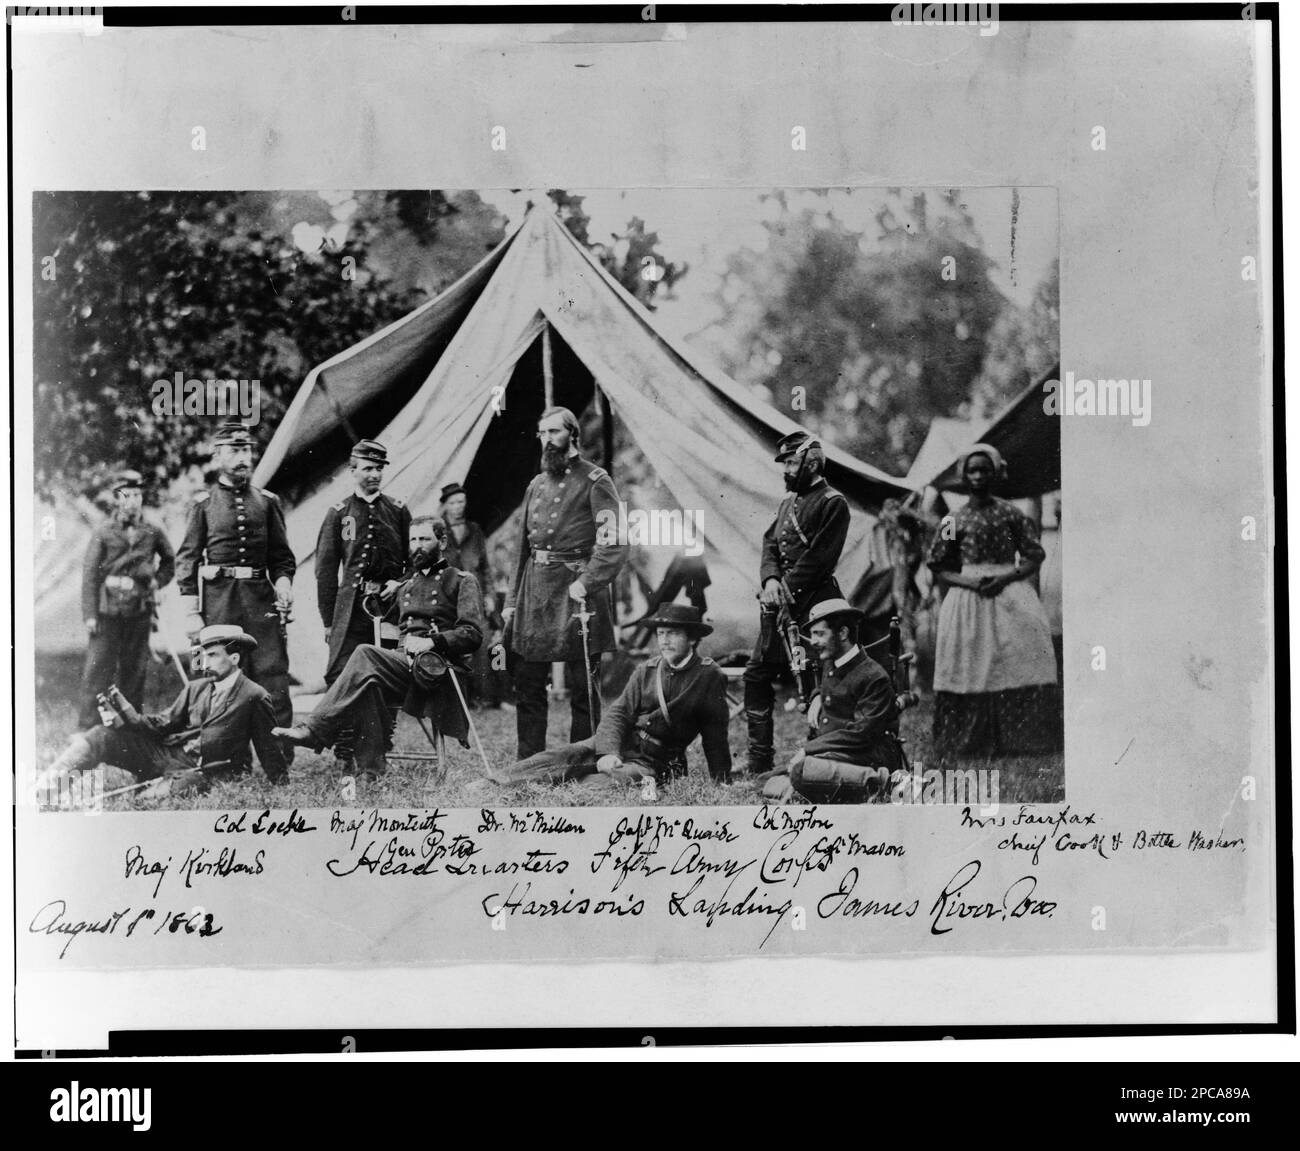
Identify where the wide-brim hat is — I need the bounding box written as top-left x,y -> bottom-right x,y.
350,439 -> 390,466
805,598 -> 865,628
196,624 -> 258,653
439,482 -> 466,502
212,420 -> 258,448
631,602 -> 713,636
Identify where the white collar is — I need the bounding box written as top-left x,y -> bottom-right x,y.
354,489 -> 382,504
834,645 -> 861,668
209,670 -> 242,695
663,649 -> 696,672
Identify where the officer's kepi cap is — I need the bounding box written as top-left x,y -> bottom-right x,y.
212,420 -> 258,448
350,439 -> 389,466
111,469 -> 145,492
774,430 -> 821,462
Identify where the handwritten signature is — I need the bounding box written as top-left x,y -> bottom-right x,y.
28,900 -> 222,959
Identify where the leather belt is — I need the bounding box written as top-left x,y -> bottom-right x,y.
633,726 -> 685,762
530,549 -> 590,565
200,565 -> 265,580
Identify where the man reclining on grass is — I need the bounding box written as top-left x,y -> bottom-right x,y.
39,624 -> 288,800
485,604 -> 731,795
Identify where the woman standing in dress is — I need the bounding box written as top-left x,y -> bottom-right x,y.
926,445 -> 1059,760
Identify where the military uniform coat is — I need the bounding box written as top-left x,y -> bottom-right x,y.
506,456 -> 628,662
315,491 -> 410,671
805,647 -> 903,772
176,481 -> 296,681
397,561 -> 486,743
759,477 -> 851,622
82,514 -> 176,620
594,651 -> 733,781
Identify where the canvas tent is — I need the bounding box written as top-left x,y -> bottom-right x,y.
925,363 -> 1062,498
254,205 -> 911,685
905,416 -> 985,490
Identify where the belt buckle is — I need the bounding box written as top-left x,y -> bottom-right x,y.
230,566 -> 255,579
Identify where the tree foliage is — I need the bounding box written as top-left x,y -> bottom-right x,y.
32,188 -> 687,503
710,189 -> 1058,476
32,191 -> 429,500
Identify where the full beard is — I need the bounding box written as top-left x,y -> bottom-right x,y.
784,466 -> 819,494
411,545 -> 441,570
541,444 -> 569,476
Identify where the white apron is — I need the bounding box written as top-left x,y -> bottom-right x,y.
933,563 -> 1058,694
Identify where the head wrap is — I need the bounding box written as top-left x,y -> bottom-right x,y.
960,442 -> 1007,480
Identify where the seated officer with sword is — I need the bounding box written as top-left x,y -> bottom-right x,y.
40,625 -> 288,800
274,515 -> 486,783
484,604 -> 731,795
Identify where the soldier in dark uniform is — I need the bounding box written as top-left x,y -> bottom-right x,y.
758,598 -> 903,804
78,469 -> 176,728
42,624 -> 288,799
440,481 -> 499,706
489,604 -> 730,792
275,516 -> 485,783
742,431 -> 850,775
501,406 -> 628,759
176,421 -> 296,738
315,439 -> 410,765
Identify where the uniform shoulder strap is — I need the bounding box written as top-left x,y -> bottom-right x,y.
654,659 -> 672,726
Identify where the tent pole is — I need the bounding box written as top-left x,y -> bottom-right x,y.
542,323 -> 554,407
599,388 -> 614,471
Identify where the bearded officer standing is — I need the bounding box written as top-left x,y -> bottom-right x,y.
501,405 -> 628,760
176,421 -> 296,737
743,430 -> 850,775
78,469 -> 176,728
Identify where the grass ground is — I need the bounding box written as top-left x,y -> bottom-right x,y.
32,653 -> 1064,812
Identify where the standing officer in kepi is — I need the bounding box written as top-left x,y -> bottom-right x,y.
501,405 -> 628,760
315,439 -> 410,768
742,430 -> 850,775
176,421 -> 296,741
79,469 -> 176,728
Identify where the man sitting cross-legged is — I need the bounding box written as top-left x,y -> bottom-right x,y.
275,515 -> 484,783
40,624 -> 288,799
484,603 -> 731,795
759,597 -> 904,804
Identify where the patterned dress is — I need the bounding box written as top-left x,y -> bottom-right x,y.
926,497 -> 1060,759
